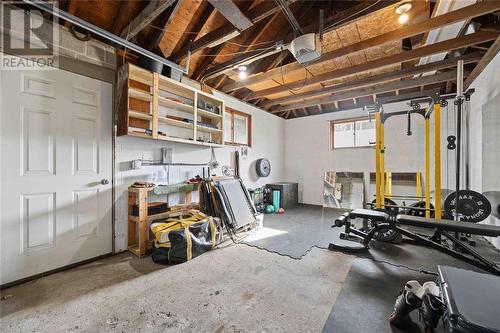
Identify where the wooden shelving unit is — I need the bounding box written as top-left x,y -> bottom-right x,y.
127,185 -> 200,258
117,63 -> 225,147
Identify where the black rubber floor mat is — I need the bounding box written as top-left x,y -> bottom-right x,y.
241,205 -> 345,258
322,257 -> 438,333
240,205 -> 500,332
323,240 -> 500,333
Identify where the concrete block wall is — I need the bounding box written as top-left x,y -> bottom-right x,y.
1,6 -> 116,69
283,100 -> 458,206
63,37 -> 116,69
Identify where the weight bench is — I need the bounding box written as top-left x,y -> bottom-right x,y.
330,209 -> 500,276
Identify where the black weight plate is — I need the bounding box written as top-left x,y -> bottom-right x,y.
407,200 -> 435,218
444,190 -> 492,223
363,198 -> 400,243
255,158 -> 271,177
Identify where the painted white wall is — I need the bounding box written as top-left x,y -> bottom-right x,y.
284,101 -> 458,206
468,51 -> 500,248
114,92 -> 285,252
284,53 -> 500,249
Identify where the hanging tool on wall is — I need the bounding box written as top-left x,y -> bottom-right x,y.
131,148 -> 219,169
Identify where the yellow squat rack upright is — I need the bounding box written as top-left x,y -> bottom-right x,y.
373,92 -> 442,219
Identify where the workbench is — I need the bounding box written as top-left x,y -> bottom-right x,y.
127,184 -> 200,257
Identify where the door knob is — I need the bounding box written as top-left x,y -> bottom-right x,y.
101,179 -> 109,185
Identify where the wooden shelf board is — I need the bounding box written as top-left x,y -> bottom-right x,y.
128,187 -> 155,193
129,88 -> 151,102
157,135 -> 195,144
197,141 -> 224,148
197,108 -> 222,119
128,63 -> 154,85
129,208 -> 193,223
158,116 -> 194,129
197,90 -> 224,105
128,132 -> 153,139
129,110 -> 152,120
157,135 -> 222,147
158,76 -> 196,97
197,125 -> 222,133
158,96 -> 194,113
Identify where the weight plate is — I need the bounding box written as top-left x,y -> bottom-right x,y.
363,198 -> 401,243
407,200 -> 434,218
444,190 -> 492,223
255,158 -> 271,177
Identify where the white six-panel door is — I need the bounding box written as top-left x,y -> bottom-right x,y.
0,64 -> 113,285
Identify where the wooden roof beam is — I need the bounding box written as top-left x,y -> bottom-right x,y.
171,0 -> 298,63
271,70 -> 462,113
192,44 -> 225,81
222,1 -> 500,93
149,0 -> 185,50
194,4 -> 282,81
111,1 -> 131,35
160,1 -> 213,59
464,34 -> 500,89
120,0 -> 176,40
207,0 -> 253,31
248,31 -> 498,100
205,1 -> 398,82
258,52 -> 483,108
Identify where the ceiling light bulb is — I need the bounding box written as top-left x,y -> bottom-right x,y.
398,13 -> 409,24
238,70 -> 247,79
237,65 -> 247,79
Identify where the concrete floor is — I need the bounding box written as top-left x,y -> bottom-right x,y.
2,205 -> 500,332
0,243 -> 354,333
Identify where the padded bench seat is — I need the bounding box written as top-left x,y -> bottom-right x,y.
397,214 -> 500,238
349,208 -> 390,222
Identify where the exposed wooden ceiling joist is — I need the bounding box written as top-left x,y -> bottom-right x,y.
203,0 -> 400,81
158,1 -> 213,59
464,34 -> 500,89
120,0 -> 176,40
56,0 -> 500,119
271,70 -> 462,113
192,43 -> 225,80
259,52 -> 483,109
149,0 -> 185,50
171,0 -> 298,63
214,0 -> 316,86
247,31 -> 498,101
222,1 -> 500,93
207,0 -> 253,31
111,1 -> 131,35
195,2 -> 283,81
286,88 -> 444,118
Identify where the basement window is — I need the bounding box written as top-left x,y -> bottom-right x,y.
224,108 -> 252,146
330,118 -> 375,149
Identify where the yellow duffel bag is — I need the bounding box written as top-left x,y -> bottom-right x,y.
150,210 -> 218,264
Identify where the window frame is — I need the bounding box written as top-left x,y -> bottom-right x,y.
224,108 -> 252,147
330,117 -> 375,150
